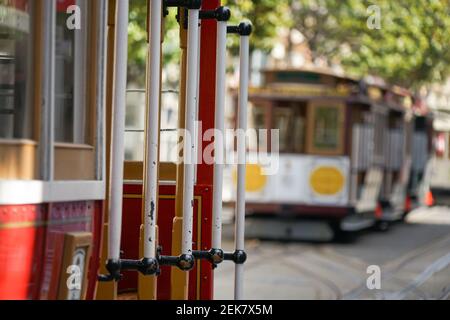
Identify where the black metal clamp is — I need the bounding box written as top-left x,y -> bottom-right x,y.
227,22 -> 253,36
98,247 -> 247,281
174,5 -> 231,29
224,250 -> 247,264
164,0 -> 202,10
192,248 -> 224,268
98,247 -> 195,282
192,248 -> 247,269
98,258 -> 159,282
199,6 -> 231,21
164,0 -> 202,23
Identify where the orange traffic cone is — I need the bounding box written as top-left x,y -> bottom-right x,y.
375,203 -> 383,219
404,196 -> 412,213
425,191 -> 434,207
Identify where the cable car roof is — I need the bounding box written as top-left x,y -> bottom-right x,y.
240,68 -> 428,114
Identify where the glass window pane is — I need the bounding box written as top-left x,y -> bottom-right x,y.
312,106 -> 340,150
273,107 -> 293,153
292,114 -> 305,153
55,0 -> 88,144
249,103 -> 267,152
0,0 -> 33,139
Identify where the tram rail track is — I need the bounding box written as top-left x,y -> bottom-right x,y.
343,233 -> 450,300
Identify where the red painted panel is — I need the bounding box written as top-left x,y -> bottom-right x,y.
197,185 -> 214,300
2,0 -> 29,11
86,201 -> 104,300
39,201 -> 95,300
197,0 -> 220,186
0,205 -> 46,300
120,183 -> 213,300
196,0 -> 220,300
57,0 -> 75,12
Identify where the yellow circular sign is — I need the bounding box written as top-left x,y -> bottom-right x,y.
310,166 -> 345,195
233,164 -> 267,192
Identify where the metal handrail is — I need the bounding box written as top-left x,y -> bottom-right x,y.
126,89 -> 179,94
125,128 -> 177,133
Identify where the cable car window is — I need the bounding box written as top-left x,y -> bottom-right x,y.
273,107 -> 293,153
0,0 -> 33,139
373,112 -> 387,165
248,103 -> 267,152
292,112 -> 306,153
306,102 -> 345,155
55,0 -> 89,144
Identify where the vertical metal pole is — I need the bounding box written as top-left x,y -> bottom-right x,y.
143,0 -> 162,260
234,33 -> 250,301
182,8 -> 201,256
171,7 -> 189,300
108,0 -> 129,262
41,0 -> 56,181
212,20 -> 227,250
96,0 -> 108,182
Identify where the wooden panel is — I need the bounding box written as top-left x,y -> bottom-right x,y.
32,0 -> 43,141
0,140 -> 37,179
54,144 -> 95,180
124,161 -> 176,181
57,232 -> 93,300
120,184 -> 212,300
85,0 -> 99,145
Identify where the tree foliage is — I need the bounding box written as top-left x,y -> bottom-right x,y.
127,0 -> 450,88
289,0 -> 450,88
128,0 -> 180,86
223,0 -> 292,54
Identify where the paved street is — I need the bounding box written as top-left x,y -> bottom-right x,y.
215,207 -> 450,300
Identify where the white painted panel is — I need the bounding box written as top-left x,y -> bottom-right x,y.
0,180 -> 105,205
430,158 -> 450,189
224,153 -> 350,207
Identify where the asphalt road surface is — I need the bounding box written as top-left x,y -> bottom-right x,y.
214,206 -> 450,300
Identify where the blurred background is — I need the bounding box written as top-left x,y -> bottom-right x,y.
125,0 -> 450,161
121,0 -> 450,300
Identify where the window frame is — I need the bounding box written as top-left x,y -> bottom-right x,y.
0,0 -> 41,179
0,0 -> 107,204
306,100 -> 346,156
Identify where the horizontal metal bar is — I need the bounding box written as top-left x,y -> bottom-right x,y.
126,89 -> 179,94
125,128 -> 178,133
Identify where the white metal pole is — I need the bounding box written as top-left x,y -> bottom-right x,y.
41,0 -> 56,181
212,21 -> 227,250
108,0 -> 129,261
234,33 -> 250,301
182,8 -> 201,256
194,19 -> 201,180
95,0 -> 108,182
143,0 -> 162,260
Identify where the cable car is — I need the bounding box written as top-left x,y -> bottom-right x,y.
0,0 -> 252,300
0,0 -> 107,300
429,111 -> 450,206
223,69 -> 432,240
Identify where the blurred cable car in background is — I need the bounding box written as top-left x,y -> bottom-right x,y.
429,111 -> 450,206
224,68 -> 434,240
0,0 -> 252,301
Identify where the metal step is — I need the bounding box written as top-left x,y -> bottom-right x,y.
340,215 -> 376,231
225,217 -> 336,242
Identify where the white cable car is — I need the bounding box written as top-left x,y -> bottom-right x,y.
223,69 -> 431,241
